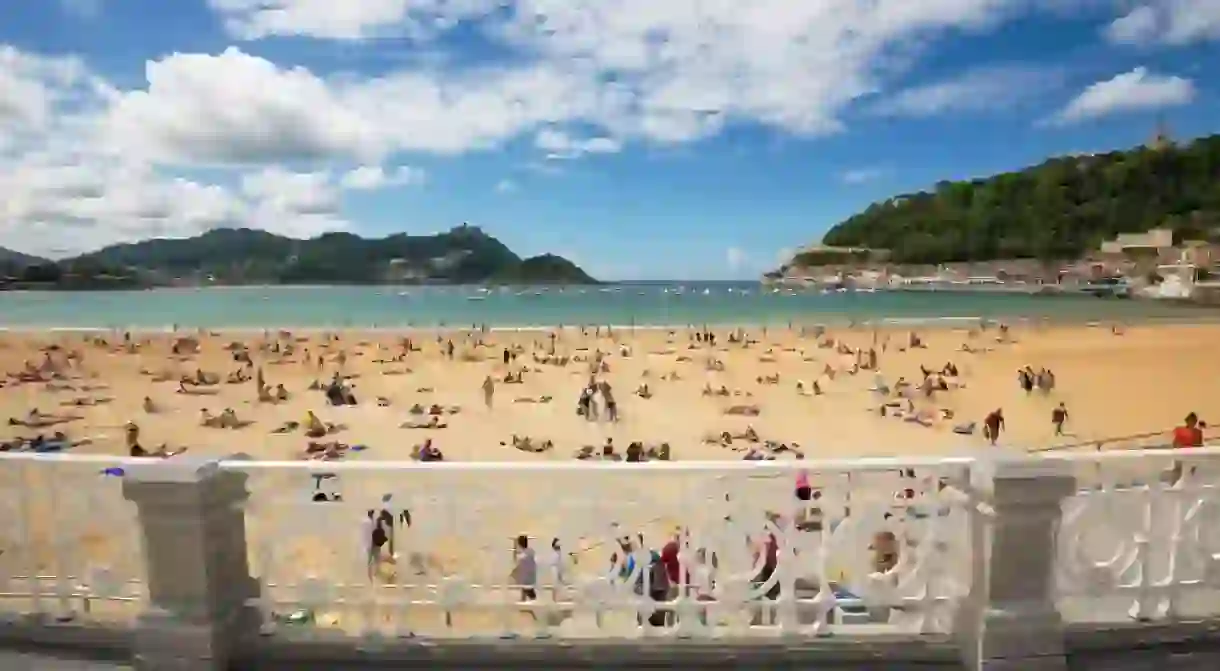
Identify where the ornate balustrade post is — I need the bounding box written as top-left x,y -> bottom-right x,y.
122,457 -> 260,671
957,455 -> 1076,671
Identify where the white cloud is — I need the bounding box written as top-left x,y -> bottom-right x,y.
870,65 -> 1062,117
1049,67 -> 1195,125
535,128 -> 622,160
182,0 -> 1056,158
494,179 -> 517,193
0,46 -> 89,136
1104,1 -> 1220,46
840,167 -> 886,184
0,1 -> 1167,257
208,0 -> 504,41
340,165 -> 425,190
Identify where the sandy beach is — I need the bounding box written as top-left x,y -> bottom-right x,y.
3,319 -> 1219,634
3,320 -> 1217,461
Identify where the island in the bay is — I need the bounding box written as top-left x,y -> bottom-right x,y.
0,223 -> 597,289
769,130 -> 1220,295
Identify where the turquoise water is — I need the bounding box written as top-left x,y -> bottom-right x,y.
0,284 -> 1209,329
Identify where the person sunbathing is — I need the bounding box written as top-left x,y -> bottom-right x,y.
514,395 -> 553,404
303,441 -> 347,461
725,404 -> 761,417
9,408 -> 82,428
402,415 -> 447,429
506,434 -> 553,453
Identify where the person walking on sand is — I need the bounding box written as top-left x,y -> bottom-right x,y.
1051,402 -> 1069,436
482,375 -> 495,409
983,409 -> 1004,446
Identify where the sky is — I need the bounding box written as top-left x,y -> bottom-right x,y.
1,1 -> 1218,280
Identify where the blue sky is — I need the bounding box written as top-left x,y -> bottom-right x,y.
1,1 -> 1218,279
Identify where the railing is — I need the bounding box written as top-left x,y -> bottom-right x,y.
0,453 -> 146,622
4,446 -> 1220,668
1054,446 -> 1220,624
224,458 -> 979,639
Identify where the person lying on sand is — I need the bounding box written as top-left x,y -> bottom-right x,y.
272,421 -> 300,434
302,441 -> 348,461
59,396 -> 112,407
503,434 -> 553,453
514,395 -> 553,404
402,415 -> 448,430
724,404 -> 761,417
177,381 -> 218,395
8,408 -> 83,428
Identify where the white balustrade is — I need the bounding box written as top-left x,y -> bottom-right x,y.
1055,446 -> 1220,623
8,445 -> 1220,647
222,458 -> 979,639
0,453 -> 147,621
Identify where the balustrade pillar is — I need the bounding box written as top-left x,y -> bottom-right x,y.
122,457 -> 260,671
957,455 -> 1076,671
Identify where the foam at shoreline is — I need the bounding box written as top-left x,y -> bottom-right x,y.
5,312 -> 1220,333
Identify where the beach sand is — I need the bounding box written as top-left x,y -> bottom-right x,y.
2,320 -> 1218,633
3,321 -> 1217,460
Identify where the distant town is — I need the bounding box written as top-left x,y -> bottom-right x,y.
765,226 -> 1220,305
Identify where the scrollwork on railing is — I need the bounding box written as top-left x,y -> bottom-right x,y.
226,460 -> 975,639
1056,452 -> 1220,622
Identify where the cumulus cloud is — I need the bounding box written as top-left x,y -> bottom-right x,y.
340,165 -> 426,190
1049,67 -> 1195,125
1103,1 -> 1220,46
0,1 -> 1167,256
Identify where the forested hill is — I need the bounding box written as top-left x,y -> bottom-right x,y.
67,225 -> 597,285
820,134 -> 1220,264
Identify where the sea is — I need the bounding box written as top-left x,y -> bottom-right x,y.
0,283 -> 1212,330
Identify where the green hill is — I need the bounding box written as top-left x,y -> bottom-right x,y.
65,225 -> 596,285
818,134 -> 1220,265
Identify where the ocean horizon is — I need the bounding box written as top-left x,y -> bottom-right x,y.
0,283 -> 1212,330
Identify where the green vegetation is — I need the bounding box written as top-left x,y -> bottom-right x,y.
820,134 -> 1220,264
0,225 -> 597,289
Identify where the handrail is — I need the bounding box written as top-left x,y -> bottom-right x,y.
1030,427 -> 1219,454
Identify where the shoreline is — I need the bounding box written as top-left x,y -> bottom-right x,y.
4,312 -> 1220,333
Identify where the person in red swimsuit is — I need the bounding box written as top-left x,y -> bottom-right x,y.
1169,412 -> 1206,484
1173,412 -> 1204,448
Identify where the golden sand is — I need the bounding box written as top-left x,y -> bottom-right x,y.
2,321 -> 1217,460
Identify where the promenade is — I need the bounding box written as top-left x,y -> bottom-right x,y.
4,446 -> 1220,668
